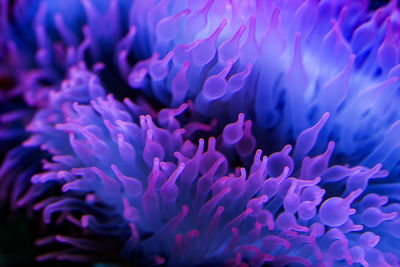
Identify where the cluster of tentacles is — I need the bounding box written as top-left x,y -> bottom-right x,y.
1,0 -> 400,266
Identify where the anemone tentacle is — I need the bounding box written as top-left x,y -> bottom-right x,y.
21,66 -> 400,266
1,1 -> 400,266
129,0 -> 400,174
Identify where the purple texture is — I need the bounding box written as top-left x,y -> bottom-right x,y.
1,0 -> 400,266
129,0 -> 400,174
15,67 -> 398,266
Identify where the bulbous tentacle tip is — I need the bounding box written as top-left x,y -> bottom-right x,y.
3,0 -> 400,266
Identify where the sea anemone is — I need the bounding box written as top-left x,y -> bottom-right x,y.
0,0 -> 140,108
3,1 -> 400,172
1,0 -> 400,266
18,66 -> 400,266
129,0 -> 400,174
